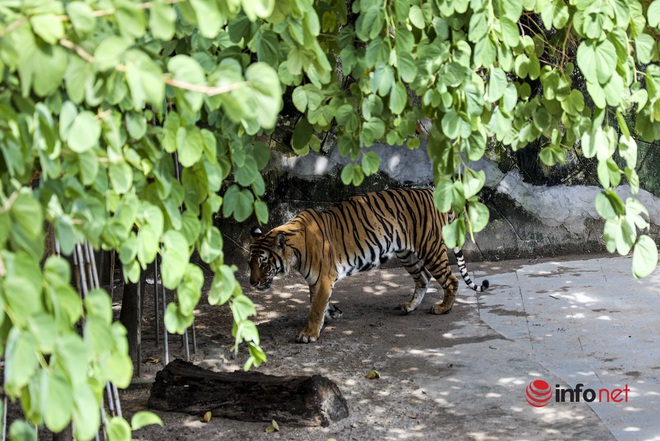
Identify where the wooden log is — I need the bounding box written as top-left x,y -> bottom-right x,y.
147,359 -> 349,427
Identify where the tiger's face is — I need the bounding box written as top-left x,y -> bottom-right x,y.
249,227 -> 288,291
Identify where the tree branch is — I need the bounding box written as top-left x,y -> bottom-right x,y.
59,38 -> 248,97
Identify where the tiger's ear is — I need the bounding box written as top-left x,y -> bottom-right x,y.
250,226 -> 263,239
275,232 -> 286,249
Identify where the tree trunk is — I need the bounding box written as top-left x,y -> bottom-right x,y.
119,278 -> 141,376
147,359 -> 349,427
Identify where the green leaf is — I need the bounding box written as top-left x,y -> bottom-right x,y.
94,36 -> 132,71
67,111 -> 101,153
361,151 -> 381,175
149,0 -> 177,40
109,161 -> 133,195
107,417 -> 132,441
85,289 -> 113,324
397,52 -> 418,82
441,110 -> 471,139
131,411 -> 164,431
67,2 -> 96,35
45,371 -> 73,433
115,0 -> 147,39
4,276 -> 42,326
231,294 -> 257,323
200,226 -> 223,263
168,55 -> 206,112
9,421 -> 36,441
619,135 -> 637,169
433,179 -> 453,213
389,81 -> 407,114
581,126 -> 606,159
254,200 -> 269,224
292,86 -> 308,112
595,190 -> 624,220
164,303 -> 194,334
463,169 -> 485,199
242,0 -> 275,20
245,63 -> 282,129
137,224 -> 158,267
292,118 -> 313,155
178,126 -> 204,167
635,34 -> 656,65
442,218 -> 466,249
256,30 -> 280,66
485,67 -> 507,103
650,0 -> 660,28
209,266 -> 237,305
234,189 -> 255,222
161,231 -> 189,289
577,39 -> 617,85
177,264 -> 203,315
633,235 -> 659,278
468,201 -> 489,233
340,164 -> 365,186
125,50 -> 165,110
30,14 -> 64,44
4,328 -> 39,397
190,0 -> 222,37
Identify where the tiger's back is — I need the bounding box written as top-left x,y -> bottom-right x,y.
301,188 -> 451,279
249,188 -> 488,343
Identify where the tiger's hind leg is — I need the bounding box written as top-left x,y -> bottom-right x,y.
396,250 -> 431,313
425,255 -> 459,315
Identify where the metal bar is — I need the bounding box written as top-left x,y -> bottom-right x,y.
75,244 -> 89,299
162,273 -> 169,364
109,251 -> 116,303
112,384 -> 123,418
183,329 -> 190,361
86,243 -> 100,289
191,318 -> 197,353
154,257 -> 160,347
2,395 -> 7,441
105,383 -> 116,417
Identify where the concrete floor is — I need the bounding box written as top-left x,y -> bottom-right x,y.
472,255 -> 660,441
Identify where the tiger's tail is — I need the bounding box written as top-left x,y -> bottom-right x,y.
453,247 -> 489,292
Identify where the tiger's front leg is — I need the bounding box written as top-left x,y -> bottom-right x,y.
296,277 -> 334,343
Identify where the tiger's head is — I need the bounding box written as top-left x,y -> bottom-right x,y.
248,226 -> 291,291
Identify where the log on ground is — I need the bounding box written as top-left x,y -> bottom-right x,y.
147,359 -> 349,427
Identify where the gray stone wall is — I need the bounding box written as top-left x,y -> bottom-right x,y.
220,141 -> 660,268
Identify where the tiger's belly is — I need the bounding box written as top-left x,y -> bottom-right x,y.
335,250 -> 396,281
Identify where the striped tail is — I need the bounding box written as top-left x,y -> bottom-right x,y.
453,247 -> 489,292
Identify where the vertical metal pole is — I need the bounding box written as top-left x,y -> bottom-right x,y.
109,251 -> 116,303
191,318 -> 197,354
105,384 -> 116,417
183,329 -> 190,361
162,275 -> 169,364
154,257 -> 160,347
112,384 -> 123,418
2,395 -> 7,441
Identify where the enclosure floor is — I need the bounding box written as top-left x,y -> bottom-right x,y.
124,254 -> 659,441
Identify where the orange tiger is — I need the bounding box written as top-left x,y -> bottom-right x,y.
249,188 -> 489,343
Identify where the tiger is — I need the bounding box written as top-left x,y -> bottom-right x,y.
248,188 -> 489,343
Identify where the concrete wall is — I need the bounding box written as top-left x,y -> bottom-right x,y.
220,140 -> 660,268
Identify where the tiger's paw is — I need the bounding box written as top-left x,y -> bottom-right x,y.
296,325 -> 321,343
430,304 -> 452,315
325,304 -> 343,319
398,301 -> 417,313
295,332 -> 318,343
